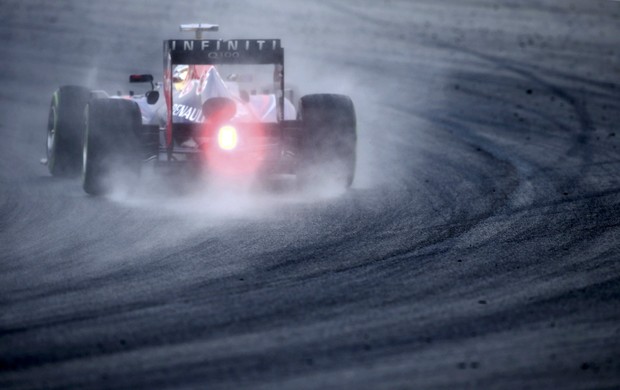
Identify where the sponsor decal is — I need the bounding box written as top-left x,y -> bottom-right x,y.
168,39 -> 282,65
172,103 -> 203,122
171,40 -> 280,53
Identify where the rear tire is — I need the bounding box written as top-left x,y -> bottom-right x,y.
46,86 -> 91,176
297,94 -> 357,189
82,99 -> 142,195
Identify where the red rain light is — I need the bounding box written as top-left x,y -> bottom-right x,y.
206,122 -> 266,176
217,125 -> 238,151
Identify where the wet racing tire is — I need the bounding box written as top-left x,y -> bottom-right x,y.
297,94 -> 357,189
82,98 -> 142,195
46,85 -> 91,176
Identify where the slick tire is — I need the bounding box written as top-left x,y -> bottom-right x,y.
82,98 -> 142,196
46,85 -> 91,176
297,94 -> 357,189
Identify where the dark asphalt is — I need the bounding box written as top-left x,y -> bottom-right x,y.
1,0 -> 619,389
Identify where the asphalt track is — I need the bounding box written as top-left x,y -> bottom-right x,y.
1,1 -> 620,389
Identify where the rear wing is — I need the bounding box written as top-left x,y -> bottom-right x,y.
162,38 -> 286,152
164,39 -> 283,65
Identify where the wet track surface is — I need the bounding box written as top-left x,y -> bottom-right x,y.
1,1 -> 620,388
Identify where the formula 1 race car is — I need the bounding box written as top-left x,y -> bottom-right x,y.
44,24 -> 357,195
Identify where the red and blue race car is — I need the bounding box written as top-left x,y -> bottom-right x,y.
45,23 -> 357,195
